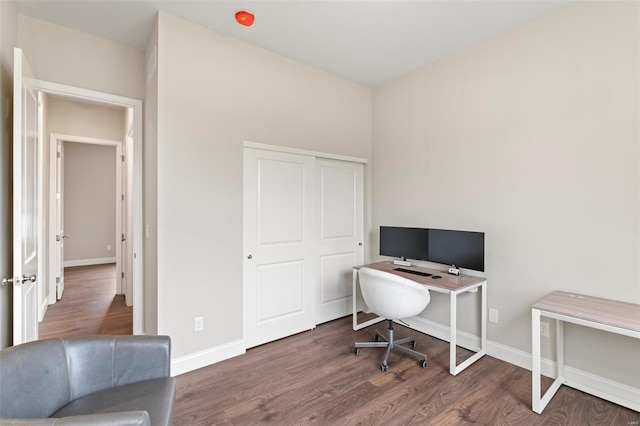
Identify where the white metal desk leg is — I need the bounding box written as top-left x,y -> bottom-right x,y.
532,308 -> 542,413
556,318 -> 564,378
481,283 -> 487,354
450,291 -> 457,375
352,269 -> 358,331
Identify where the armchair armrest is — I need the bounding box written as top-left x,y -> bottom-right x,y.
0,411 -> 150,426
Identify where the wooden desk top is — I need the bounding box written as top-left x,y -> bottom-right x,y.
354,261 -> 486,293
533,291 -> 640,333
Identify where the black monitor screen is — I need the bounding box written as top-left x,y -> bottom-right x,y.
379,226 -> 429,261
428,229 -> 485,272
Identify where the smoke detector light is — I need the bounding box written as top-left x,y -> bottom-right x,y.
235,10 -> 255,27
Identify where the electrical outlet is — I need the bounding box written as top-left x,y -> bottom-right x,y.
194,316 -> 204,331
540,321 -> 550,337
106,245 -> 111,251
489,308 -> 498,324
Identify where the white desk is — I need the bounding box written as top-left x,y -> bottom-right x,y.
532,291 -> 640,413
352,261 -> 487,376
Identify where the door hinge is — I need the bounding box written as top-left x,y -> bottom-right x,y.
121,233 -> 126,242
122,194 -> 125,201
121,155 -> 125,162
121,272 -> 125,278
56,276 -> 60,284
57,151 -> 61,158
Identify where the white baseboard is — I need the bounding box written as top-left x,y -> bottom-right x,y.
64,257 -> 116,267
402,316 -> 481,352
171,339 -> 246,376
563,368 -> 640,412
403,317 -> 640,411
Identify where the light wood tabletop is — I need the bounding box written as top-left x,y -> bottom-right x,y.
532,291 -> 640,333
354,261 -> 485,292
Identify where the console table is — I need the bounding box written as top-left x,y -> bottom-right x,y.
532,291 -> 640,413
352,261 -> 487,376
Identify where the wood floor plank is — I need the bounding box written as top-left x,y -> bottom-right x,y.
39,264 -> 132,339
174,317 -> 640,425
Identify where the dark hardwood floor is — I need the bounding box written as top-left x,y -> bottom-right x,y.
36,267 -> 638,424
39,263 -> 132,339
174,317 -> 639,425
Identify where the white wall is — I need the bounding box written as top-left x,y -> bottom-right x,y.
47,96 -> 125,141
372,1 -> 639,386
63,142 -> 117,263
0,0 -> 17,349
144,20 -> 159,335
46,96 -> 124,266
154,12 -> 372,359
16,15 -> 144,100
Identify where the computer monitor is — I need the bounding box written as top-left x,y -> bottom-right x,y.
379,226 -> 429,261
428,229 -> 485,272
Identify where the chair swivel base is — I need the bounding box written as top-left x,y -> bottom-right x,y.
353,320 -> 428,372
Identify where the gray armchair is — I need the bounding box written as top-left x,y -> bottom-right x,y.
0,335 -> 175,425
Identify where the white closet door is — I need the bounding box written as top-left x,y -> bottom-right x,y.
243,148 -> 316,348
316,159 -> 364,324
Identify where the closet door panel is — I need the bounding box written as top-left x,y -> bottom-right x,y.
243,148 -> 316,348
316,159 -> 364,324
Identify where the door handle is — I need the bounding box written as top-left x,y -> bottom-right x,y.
2,274 -> 37,286
247,254 -> 253,259
56,234 -> 69,242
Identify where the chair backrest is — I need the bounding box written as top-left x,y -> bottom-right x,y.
358,267 -> 431,320
0,338 -> 71,418
0,335 -> 171,419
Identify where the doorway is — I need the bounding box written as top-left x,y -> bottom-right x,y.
48,133 -> 125,306
32,81 -> 143,336
11,48 -> 143,345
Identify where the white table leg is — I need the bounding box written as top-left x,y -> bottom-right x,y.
532,308 -> 542,413
449,284 -> 487,376
532,310 -> 563,414
352,269 -> 358,331
556,319 -> 564,378
480,282 -> 487,355
450,291 -> 457,375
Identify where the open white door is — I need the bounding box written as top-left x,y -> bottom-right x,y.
54,140 -> 65,299
12,48 -> 39,345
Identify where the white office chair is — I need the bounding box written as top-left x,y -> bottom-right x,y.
353,267 -> 431,371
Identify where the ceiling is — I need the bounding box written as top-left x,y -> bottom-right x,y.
15,0 -> 573,87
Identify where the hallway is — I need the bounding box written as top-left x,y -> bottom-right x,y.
39,264 -> 132,339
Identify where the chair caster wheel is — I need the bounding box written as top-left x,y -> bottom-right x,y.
420,360 -> 427,368
410,340 -> 416,348
380,363 -> 388,372
353,348 -> 360,355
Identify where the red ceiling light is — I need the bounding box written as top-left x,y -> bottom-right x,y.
235,10 -> 255,27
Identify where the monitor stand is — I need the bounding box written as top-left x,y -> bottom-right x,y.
393,259 -> 411,267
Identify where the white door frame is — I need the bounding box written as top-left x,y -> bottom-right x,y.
33,80 -> 144,335
48,134 -> 123,299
